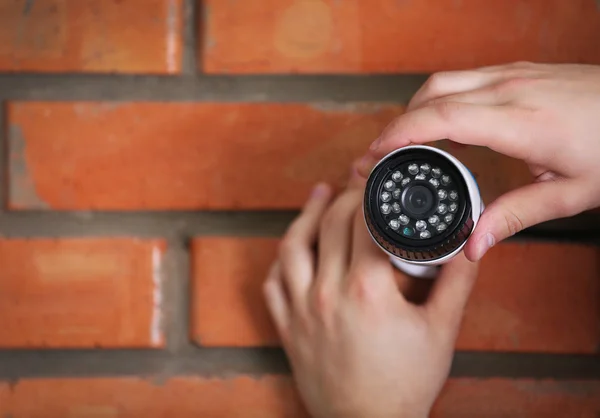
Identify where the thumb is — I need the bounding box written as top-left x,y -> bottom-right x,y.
464,178 -> 584,262
425,252 -> 478,333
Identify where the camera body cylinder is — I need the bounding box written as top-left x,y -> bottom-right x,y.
363,145 -> 484,278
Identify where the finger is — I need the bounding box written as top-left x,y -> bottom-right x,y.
425,252 -> 479,332
475,60 -> 540,73
417,84 -> 512,109
263,262 -> 290,339
316,189 -> 363,289
347,159 -> 367,189
408,70 -> 508,111
409,62 -> 544,111
418,73 -> 547,110
369,103 -> 535,161
279,183 -> 333,306
357,153 -> 380,178
314,162 -> 365,287
346,208 -> 396,295
464,178 -> 586,262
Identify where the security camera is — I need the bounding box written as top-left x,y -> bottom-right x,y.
363,145 -> 483,279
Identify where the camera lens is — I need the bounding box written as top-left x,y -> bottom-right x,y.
363,146 -> 478,263
401,184 -> 436,219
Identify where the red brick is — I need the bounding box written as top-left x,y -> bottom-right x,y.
432,378 -> 600,417
7,102 -> 535,210
0,238 -> 166,348
0,0 -> 182,73
1,377 -> 599,417
191,238 -> 600,353
0,376 -> 309,417
191,237 -> 280,347
201,0 -> 600,74
456,242 -> 600,353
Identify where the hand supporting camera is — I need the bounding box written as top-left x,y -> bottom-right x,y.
361,62 -> 600,261
263,168 -> 478,418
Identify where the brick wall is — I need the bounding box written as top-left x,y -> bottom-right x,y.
0,0 -> 599,416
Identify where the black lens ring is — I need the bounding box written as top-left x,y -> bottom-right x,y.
365,148 -> 472,251
400,182 -> 439,219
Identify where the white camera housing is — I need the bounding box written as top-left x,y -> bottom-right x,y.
363,145 -> 484,278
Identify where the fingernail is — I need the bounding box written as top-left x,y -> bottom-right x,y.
311,183 -> 329,198
369,137 -> 381,151
475,233 -> 495,260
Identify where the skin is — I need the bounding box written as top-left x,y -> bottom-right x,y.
263,62 -> 600,417
263,167 -> 478,418
359,62 -> 600,262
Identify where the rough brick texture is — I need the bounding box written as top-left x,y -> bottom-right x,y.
0,0 -> 182,73
7,102 -> 533,210
1,0 -> 600,414
0,376 -> 309,417
0,238 -> 166,348
0,377 -> 598,417
202,0 -> 600,74
192,237 -> 280,347
191,238 -> 600,352
457,242 -> 600,353
431,378 -> 600,417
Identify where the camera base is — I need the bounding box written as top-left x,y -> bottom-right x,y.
390,257 -> 440,279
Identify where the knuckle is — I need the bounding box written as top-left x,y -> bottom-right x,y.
433,101 -> 461,122
554,187 -> 582,217
501,65 -> 543,84
424,71 -> 450,93
425,96 -> 446,108
278,236 -> 299,260
484,77 -> 535,105
555,200 -> 575,218
312,284 -> 334,318
502,207 -> 525,237
498,77 -> 536,93
510,60 -> 534,68
503,61 -> 536,73
347,274 -> 378,305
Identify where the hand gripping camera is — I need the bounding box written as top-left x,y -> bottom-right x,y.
363,145 -> 484,279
